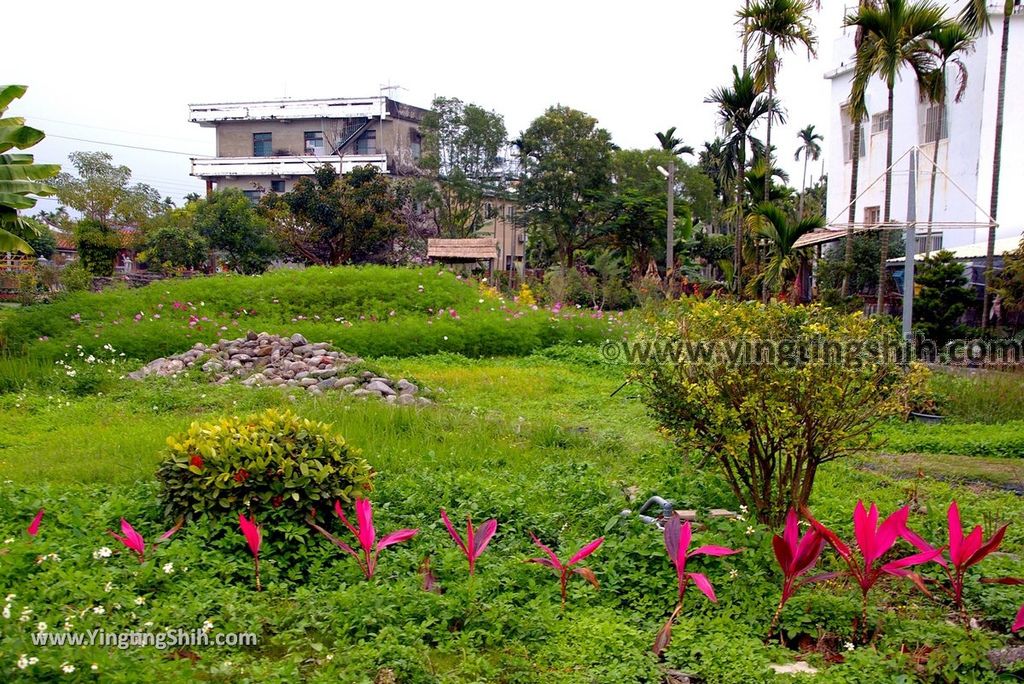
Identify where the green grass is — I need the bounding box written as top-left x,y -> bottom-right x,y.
876,419 -> 1024,459
927,369 -> 1024,424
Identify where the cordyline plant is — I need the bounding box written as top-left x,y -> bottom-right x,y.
109,517 -> 183,563
308,499 -> 418,579
440,509 -> 497,576
26,508 -> 44,537
903,501 -> 1009,625
526,532 -> 604,609
768,509 -> 828,640
653,515 -> 740,655
239,513 -> 262,591
803,502 -> 943,641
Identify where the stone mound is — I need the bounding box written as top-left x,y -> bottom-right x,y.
127,331 -> 432,406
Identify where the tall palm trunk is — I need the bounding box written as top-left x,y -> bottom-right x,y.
764,82 -> 774,204
799,152 -> 810,218
841,119 -> 863,297
735,137 -> 747,294
925,91 -> 946,253
982,1 -> 1011,328
877,86 -> 895,314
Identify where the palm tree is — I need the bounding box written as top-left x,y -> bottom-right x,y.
0,85 -> 59,253
960,0 -> 1013,328
706,66 -> 781,293
846,0 -> 945,314
655,127 -> 695,157
794,124 -> 823,218
654,127 -> 694,274
920,22 -> 974,254
739,0 -> 818,204
746,202 -> 824,301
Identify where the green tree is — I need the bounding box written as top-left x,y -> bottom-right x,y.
846,0 -> 946,311
53,151 -> 162,225
73,218 -> 123,276
192,189 -> 276,274
0,85 -> 60,253
739,0 -> 818,203
746,202 -> 823,300
420,97 -> 508,238
518,106 -> 615,269
914,250 -> 974,343
794,124 -> 823,218
279,165 -> 405,265
141,204 -> 208,272
705,67 -> 781,292
920,22 -> 974,251
995,236 -> 1024,318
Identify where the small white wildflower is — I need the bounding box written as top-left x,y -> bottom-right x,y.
736,515 -> 746,522
28,657 -> 38,665
63,621 -> 73,631
134,596 -> 146,606
844,641 -> 855,651
36,621 -> 47,632
745,526 -> 755,535
61,662 -> 75,673
103,581 -> 113,593
2,605 -> 10,619
93,547 -> 112,559
443,336 -> 448,341
739,505 -> 748,514
16,654 -> 28,670
92,606 -> 105,615
111,603 -> 121,610
162,562 -> 174,574
3,538 -> 13,545
91,664 -> 99,672
729,569 -> 739,579
202,619 -> 213,632
326,654 -> 334,661
4,593 -> 13,602
143,621 -> 153,628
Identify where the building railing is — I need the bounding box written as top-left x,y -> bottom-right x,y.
190,154 -> 388,178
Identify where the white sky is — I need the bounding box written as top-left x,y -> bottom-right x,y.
11,0 -> 847,207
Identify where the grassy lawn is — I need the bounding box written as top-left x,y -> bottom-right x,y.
0,269 -> 1022,683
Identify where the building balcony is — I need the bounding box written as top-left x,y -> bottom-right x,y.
190,154 -> 388,179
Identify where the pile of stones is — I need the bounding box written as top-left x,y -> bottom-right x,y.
127,331 -> 432,406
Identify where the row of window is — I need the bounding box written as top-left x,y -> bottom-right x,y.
252,130 -> 377,157
862,205 -> 944,252
841,105 -> 948,162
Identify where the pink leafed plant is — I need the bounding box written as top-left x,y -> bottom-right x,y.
654,515 -> 740,655
26,508 -> 44,537
526,532 -> 604,609
802,502 -> 943,641
238,513 -> 263,591
1015,604 -> 1024,633
309,498 -> 419,580
768,509 -> 829,640
109,518 -> 182,563
440,509 -> 497,576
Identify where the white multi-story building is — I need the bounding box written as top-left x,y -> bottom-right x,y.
824,0 -> 1023,256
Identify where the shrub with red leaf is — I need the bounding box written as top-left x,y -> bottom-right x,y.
239,513 -> 263,591
526,532 -> 603,609
308,498 -> 418,580
768,509 -> 828,639
26,508 -> 44,537
440,509 -> 497,576
653,515 -> 740,655
109,517 -> 183,563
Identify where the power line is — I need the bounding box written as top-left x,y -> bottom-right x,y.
23,115 -> 211,146
47,134 -> 211,158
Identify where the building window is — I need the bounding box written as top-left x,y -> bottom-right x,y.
864,206 -> 881,227
916,233 -> 943,254
841,106 -> 865,162
409,129 -> 422,161
355,130 -> 376,155
242,189 -> 262,203
922,105 -> 948,143
271,180 -> 286,193
871,111 -> 890,135
253,133 -> 272,157
304,131 -> 325,156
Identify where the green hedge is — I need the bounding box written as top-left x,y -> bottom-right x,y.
878,420 -> 1024,459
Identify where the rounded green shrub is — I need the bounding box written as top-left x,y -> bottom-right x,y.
156,408 -> 374,525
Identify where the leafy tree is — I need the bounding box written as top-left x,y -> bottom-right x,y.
192,189 -> 276,274
73,218 -> 123,276
20,225 -> 56,259
794,124 -> 823,218
705,67 -> 781,291
633,299 -> 920,526
819,231 -> 904,303
846,0 -> 946,311
141,204 -> 208,272
53,151 -> 162,225
277,165 -> 405,265
0,85 -> 60,253
518,106 -> 614,269
746,203 -> 823,300
419,97 -> 508,238
995,237 -> 1024,318
914,250 -> 974,343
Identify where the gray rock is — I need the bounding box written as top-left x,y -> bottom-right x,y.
316,378 -> 338,391
397,394 -> 416,406
364,380 -> 396,396
290,333 -> 308,346
312,368 -> 338,379
351,389 -> 373,398
337,376 -> 359,387
299,377 -> 318,387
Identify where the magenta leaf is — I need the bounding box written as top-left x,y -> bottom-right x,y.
687,572 -> 717,603
568,537 -> 604,566
1013,605 -> 1023,633
377,528 -> 419,550
26,508 -> 44,537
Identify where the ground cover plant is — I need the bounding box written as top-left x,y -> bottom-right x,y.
0,268 -> 1022,682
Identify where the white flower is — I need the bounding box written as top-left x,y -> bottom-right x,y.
93,547 -> 112,559
202,619 -> 213,632
745,526 -> 755,535
63,621 -> 73,631
134,596 -> 146,606
3,538 -> 13,544
36,621 -> 47,632
844,641 -> 855,651
326,654 -> 334,661
736,515 -> 746,522
162,562 -> 174,574
16,655 -> 28,670
91,664 -> 99,672
103,582 -> 113,593
28,657 -> 38,665
443,336 -> 448,341
729,569 -> 739,579
92,606 -> 105,615
4,594 -> 13,603
61,662 -> 75,673
143,621 -> 153,628
1,605 -> 10,619
739,505 -> 748,514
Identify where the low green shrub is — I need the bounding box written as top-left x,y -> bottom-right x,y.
59,262 -> 93,293
156,409 -> 375,527
877,419 -> 1024,458
927,370 -> 1024,423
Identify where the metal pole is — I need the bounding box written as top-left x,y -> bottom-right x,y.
666,160 -> 675,276
902,152 -> 917,340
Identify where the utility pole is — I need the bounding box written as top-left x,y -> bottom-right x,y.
902,152 -> 917,341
